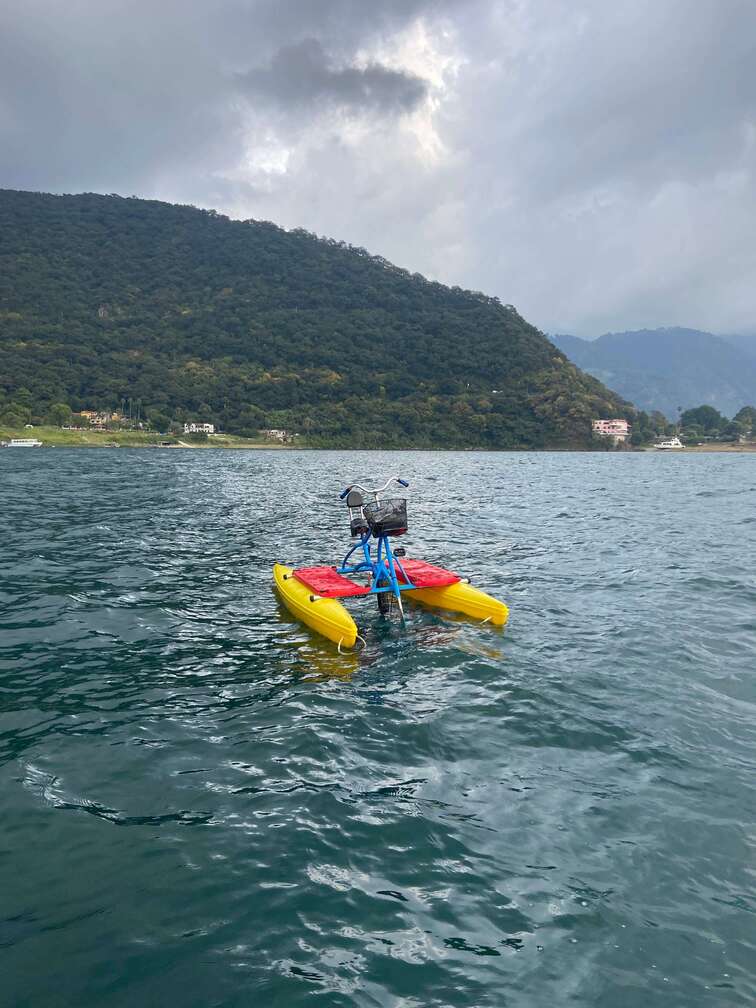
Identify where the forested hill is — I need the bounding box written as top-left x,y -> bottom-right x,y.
0,189 -> 630,448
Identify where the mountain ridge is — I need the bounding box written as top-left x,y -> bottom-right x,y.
550,327 -> 756,419
723,332 -> 756,362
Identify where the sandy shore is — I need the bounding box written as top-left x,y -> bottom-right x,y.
647,442 -> 756,453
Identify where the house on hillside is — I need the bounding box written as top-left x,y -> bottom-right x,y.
79,409 -> 119,427
183,422 -> 215,434
262,428 -> 299,443
592,418 -> 630,443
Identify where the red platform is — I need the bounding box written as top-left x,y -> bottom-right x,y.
293,558 -> 461,598
396,558 -> 460,588
293,566 -> 371,598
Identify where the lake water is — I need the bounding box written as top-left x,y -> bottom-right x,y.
1,449 -> 754,1007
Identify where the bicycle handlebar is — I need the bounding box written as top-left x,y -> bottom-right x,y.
340,475 -> 409,499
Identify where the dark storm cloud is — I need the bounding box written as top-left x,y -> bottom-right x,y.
0,0 -> 432,195
236,38 -> 427,114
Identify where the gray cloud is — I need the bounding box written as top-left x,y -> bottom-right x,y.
236,38 -> 427,114
228,0 -> 440,58
0,0 -> 755,337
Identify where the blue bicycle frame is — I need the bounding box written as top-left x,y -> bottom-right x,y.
337,477 -> 416,611
337,531 -> 416,600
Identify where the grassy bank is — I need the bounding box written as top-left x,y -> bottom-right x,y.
5,426 -> 755,452
0,426 -> 296,449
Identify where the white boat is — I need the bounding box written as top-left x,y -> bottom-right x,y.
654,437 -> 684,449
1,438 -> 43,447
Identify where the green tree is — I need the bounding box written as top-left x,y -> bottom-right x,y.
733,406 -> 755,436
2,403 -> 31,426
148,412 -> 172,432
680,405 -> 725,433
46,402 -> 72,426
12,386 -> 34,409
720,421 -> 744,442
0,409 -> 27,428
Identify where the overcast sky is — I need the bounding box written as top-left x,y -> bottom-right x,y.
1,0 -> 755,336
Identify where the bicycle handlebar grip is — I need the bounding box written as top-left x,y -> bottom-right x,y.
339,486 -> 351,500
397,478 -> 409,488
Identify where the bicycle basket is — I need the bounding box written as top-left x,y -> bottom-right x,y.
363,498 -> 407,536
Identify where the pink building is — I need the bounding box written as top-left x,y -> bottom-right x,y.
592,418 -> 630,442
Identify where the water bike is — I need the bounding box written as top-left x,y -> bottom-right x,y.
273,475 -> 509,650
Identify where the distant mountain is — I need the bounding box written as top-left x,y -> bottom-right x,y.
550,328 -> 756,419
723,333 -> 756,363
0,188 -> 630,449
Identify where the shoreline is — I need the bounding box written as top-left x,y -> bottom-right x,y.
0,426 -> 298,450
642,443 -> 756,453
3,427 -> 755,453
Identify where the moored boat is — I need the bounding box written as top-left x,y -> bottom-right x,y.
1,438 -> 43,447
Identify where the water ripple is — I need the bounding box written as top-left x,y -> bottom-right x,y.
1,449 -> 755,1006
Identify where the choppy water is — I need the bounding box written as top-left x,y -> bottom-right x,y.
1,448 -> 754,1007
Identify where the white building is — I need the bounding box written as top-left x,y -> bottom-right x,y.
184,422 -> 215,434
592,418 -> 630,442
